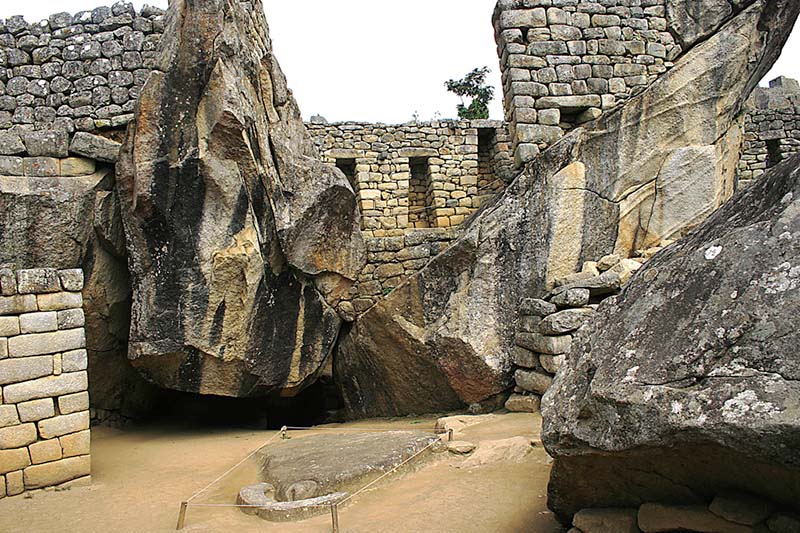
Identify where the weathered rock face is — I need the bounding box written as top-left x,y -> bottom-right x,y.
117,0 -> 365,397
542,154 -> 800,520
335,0 -> 798,418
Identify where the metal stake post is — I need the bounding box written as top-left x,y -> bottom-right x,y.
330,503 -> 340,533
176,501 -> 188,530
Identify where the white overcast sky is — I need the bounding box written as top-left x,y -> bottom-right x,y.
4,0 -> 800,123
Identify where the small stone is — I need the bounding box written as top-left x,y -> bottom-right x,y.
550,288 -> 590,308
609,259 -> 642,285
61,349 -> 87,372
23,157 -> 61,177
0,450 -> 30,475
581,261 -> 600,276
539,308 -> 594,335
2,372 -> 87,404
539,354 -> 565,374
17,398 -> 55,423
0,294 -> 38,316
59,157 -> 96,177
0,132 -> 25,155
0,317 -> 20,337
447,441 -> 476,455
573,508 -> 640,533
0,422 -> 37,449
16,269 -> 60,294
7,329 -> 85,358
336,301 -> 355,322
0,269 -> 16,296
69,131 -> 121,162
638,503 -> 752,533
0,405 -> 20,427
505,393 -> 540,413
514,369 -> 553,395
57,270 -> 84,292
596,254 -> 622,271
0,356 -> 53,386
520,298 -> 557,317
512,346 -> 541,369
57,309 -> 85,330
709,491 -> 776,526
516,332 -> 572,355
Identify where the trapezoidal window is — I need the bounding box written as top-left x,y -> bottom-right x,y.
478,128 -> 499,192
766,140 -> 782,169
408,157 -> 432,228
335,158 -> 357,190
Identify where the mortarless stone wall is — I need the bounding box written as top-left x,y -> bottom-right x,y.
0,268 -> 90,498
738,76 -> 800,188
307,119 -> 514,313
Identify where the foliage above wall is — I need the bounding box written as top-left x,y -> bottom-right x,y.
445,67 -> 495,120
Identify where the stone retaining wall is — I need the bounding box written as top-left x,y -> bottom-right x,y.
738,76 -> 800,188
0,3 -> 164,134
0,268 -> 90,499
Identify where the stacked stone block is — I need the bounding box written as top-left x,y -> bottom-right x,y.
738,76 -> 800,188
493,0 -> 678,166
0,129 -> 122,176
506,253 -> 644,411
0,2 -> 165,135
0,268 -> 89,498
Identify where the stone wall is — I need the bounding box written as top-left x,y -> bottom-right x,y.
738,76 -> 800,188
0,268 -> 90,498
0,3 -> 164,134
493,0 -> 680,166
307,119 -> 514,313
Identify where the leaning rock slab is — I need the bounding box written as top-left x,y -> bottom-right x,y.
542,154 -> 800,520
117,0 -> 364,396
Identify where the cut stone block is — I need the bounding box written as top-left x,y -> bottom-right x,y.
573,508 -> 640,533
0,295 -> 37,316
57,270 -> 84,292
16,269 -> 61,295
6,470 -> 24,494
58,392 -> 89,415
60,430 -> 90,458
2,372 -> 87,404
505,393 -> 541,413
0,356 -> 53,385
7,329 -> 85,358
0,406 -> 19,428
28,439 -> 62,465
36,292 -> 83,312
17,398 -> 55,423
18,312 -> 58,334
61,349 -> 88,372
23,454 -> 90,489
516,332 -> 573,355
0,317 -> 20,337
514,369 -> 553,395
37,411 -> 90,440
0,423 -> 37,450
638,503 -> 752,533
57,309 -> 84,330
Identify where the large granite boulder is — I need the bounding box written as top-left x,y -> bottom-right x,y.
542,153 -> 800,520
335,0 -> 798,417
116,0 -> 365,397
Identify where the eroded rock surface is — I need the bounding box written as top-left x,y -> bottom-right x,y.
117,0 -> 365,396
542,154 -> 800,520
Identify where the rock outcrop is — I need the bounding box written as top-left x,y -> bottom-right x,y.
335,0 -> 798,418
116,0 -> 365,397
542,153 -> 800,520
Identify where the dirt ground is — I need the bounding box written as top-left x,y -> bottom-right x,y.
0,412 -> 564,532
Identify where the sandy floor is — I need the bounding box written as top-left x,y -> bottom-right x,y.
0,412 -> 563,532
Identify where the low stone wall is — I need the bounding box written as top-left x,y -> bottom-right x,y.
738,76 -> 800,188
0,268 -> 89,498
506,252 -> 651,411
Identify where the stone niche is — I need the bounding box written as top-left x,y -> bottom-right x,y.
0,268 -> 90,499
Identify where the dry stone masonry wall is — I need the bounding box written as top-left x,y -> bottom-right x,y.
0,3 -> 164,134
308,119 -> 513,313
738,76 -> 800,188
0,268 -> 90,499
494,0 -> 680,166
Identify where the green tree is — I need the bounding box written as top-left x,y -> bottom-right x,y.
445,67 -> 495,120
